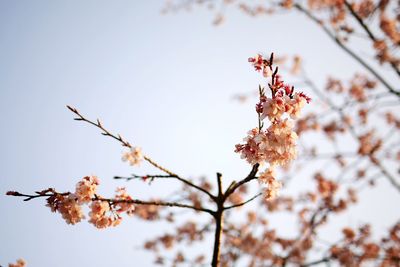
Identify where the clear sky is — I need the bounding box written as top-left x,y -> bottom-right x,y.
1,1 -> 399,266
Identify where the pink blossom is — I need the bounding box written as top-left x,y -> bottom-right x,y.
75,175 -> 99,204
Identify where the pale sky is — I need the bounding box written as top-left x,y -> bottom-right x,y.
1,1 -> 399,266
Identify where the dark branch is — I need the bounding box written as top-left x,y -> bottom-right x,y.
114,174 -> 178,181
301,257 -> 331,267
7,190 -> 214,215
224,192 -> 262,210
224,164 -> 260,199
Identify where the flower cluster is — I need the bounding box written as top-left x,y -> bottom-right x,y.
89,200 -> 122,228
259,91 -> 310,121
248,54 -> 272,77
75,175 -> 99,203
122,147 -> 143,166
114,187 -> 136,215
236,54 -> 310,200
235,119 -> 298,166
46,176 -> 135,229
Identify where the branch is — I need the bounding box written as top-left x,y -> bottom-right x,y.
224,164 -> 260,199
344,0 -> 400,77
302,71 -> 400,193
6,190 -> 69,201
66,105 -> 216,201
372,159 -> 400,192
282,205 -> 330,266
216,172 -> 223,197
224,192 -> 262,210
301,257 -> 330,267
114,174 -> 178,181
7,191 -> 215,215
211,172 -> 225,267
293,3 -> 400,98
96,196 -> 214,215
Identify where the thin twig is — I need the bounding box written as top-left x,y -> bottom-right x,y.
301,257 -> 331,267
224,192 -> 262,210
224,164 -> 260,199
96,196 -> 214,215
7,191 -> 215,215
372,160 -> 400,192
66,105 -> 217,201
301,71 -> 400,193
114,174 -> 177,181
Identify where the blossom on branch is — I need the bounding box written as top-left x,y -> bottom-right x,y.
46,193 -> 85,225
45,176 -> 135,228
75,175 -> 99,204
235,119 -> 298,167
89,200 -> 122,228
236,53 -> 310,200
248,54 -> 272,77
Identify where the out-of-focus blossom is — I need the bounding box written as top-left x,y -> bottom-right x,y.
9,259 -> 26,267
122,147 -> 143,166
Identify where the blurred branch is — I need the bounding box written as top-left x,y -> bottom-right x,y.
97,196 -> 214,214
301,71 -> 400,193
114,174 -> 176,181
343,0 -> 400,77
372,159 -> 400,192
294,3 -> 400,98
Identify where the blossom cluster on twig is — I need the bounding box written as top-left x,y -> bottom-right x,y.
235,53 -> 310,200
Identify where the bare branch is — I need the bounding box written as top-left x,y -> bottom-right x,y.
96,196 -> 214,215
114,174 -> 176,181
224,164 -> 260,199
301,257 -> 331,267
224,192 -> 262,210
372,159 -> 400,192
66,105 -> 217,201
